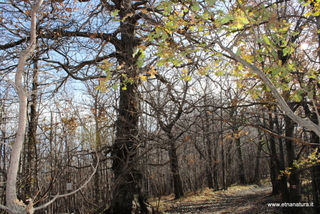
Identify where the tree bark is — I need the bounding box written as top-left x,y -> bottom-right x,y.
309,116 -> 320,214
225,139 -> 233,188
284,116 -> 301,214
169,139 -> 184,199
105,75 -> 152,214
25,59 -> 39,199
103,0 -> 152,213
5,1 -> 43,213
302,64 -> 320,214
203,105 -> 214,189
268,113 -> 280,195
253,135 -> 263,184
235,136 -> 246,184
312,164 -> 320,214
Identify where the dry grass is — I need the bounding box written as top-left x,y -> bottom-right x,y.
149,182 -> 269,213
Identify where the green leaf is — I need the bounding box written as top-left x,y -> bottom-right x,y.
234,16 -> 249,29
203,12 -> 211,20
263,35 -> 271,45
293,92 -> 303,102
135,49 -> 146,67
207,0 -> 216,6
282,47 -> 294,56
111,10 -> 119,18
219,14 -> 233,25
236,48 -> 241,56
112,83 -> 119,89
163,3 -> 173,15
182,74 -> 192,81
271,50 -> 278,58
271,68 -> 279,76
191,2 -> 201,11
157,60 -> 165,66
171,59 -> 182,66
136,60 -> 144,67
216,70 -> 224,76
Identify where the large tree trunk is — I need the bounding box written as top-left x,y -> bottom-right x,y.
235,136 -> 246,184
25,60 -> 39,199
310,119 -> 320,214
225,139 -> 233,188
106,76 -> 152,214
302,87 -> 320,213
268,113 -> 280,196
253,135 -> 263,184
203,107 -> 214,189
5,1 -> 43,213
213,147 -> 219,190
168,139 -> 184,199
275,114 -> 291,207
312,164 -> 320,214
284,116 -> 301,214
103,0 -> 152,213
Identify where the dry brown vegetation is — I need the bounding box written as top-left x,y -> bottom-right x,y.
150,182 -> 313,214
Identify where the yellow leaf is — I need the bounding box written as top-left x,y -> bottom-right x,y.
140,75 -> 147,81
234,16 -> 249,29
148,68 -> 157,77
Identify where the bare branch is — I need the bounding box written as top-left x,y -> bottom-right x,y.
33,152 -> 99,211
0,204 -> 13,214
0,140 -> 12,148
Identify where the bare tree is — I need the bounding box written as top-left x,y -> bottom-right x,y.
2,1 -> 44,213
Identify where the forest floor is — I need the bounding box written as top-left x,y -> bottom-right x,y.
150,182 -> 314,214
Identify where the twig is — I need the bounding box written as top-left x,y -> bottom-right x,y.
0,204 -> 12,213
0,141 -> 12,148
33,151 -> 99,211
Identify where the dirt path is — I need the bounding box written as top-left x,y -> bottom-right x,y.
161,185 -> 282,214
